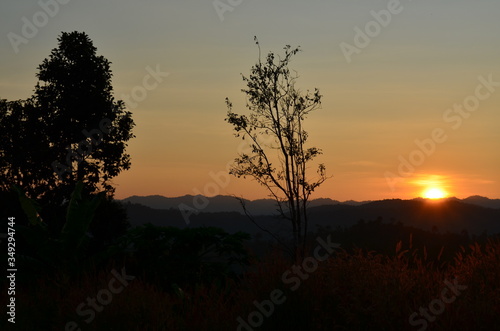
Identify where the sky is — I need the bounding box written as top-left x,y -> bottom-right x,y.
1,0 -> 499,201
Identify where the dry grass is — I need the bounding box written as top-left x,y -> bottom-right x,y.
2,239 -> 500,330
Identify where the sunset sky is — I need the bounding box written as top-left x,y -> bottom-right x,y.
1,0 -> 499,201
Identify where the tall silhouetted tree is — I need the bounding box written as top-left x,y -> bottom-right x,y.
226,37 -> 329,260
0,31 -> 134,205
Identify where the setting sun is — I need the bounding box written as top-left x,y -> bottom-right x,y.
411,175 -> 452,200
423,187 -> 447,199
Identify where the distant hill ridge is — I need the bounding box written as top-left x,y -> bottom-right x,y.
120,194 -> 500,215
121,196 -> 500,237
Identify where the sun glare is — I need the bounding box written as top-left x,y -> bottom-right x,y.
423,187 -> 447,199
412,175 -> 451,200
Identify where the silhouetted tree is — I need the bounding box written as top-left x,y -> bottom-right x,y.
0,31 -> 135,205
226,37 -> 329,260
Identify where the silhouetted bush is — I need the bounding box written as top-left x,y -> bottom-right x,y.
116,224 -> 250,290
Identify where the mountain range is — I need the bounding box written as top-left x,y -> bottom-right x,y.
120,195 -> 500,238
121,194 -> 500,214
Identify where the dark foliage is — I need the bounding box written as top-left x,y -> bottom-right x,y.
116,224 -> 250,290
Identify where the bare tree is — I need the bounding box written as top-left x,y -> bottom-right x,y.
225,37 -> 329,260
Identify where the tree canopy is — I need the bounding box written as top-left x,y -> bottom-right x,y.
0,31 -> 135,205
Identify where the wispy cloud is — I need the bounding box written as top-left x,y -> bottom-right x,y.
342,160 -> 387,168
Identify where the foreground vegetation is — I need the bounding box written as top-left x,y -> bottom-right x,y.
1,184 -> 498,330
2,232 -> 499,330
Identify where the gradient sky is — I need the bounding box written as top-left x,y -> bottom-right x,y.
1,0 -> 499,201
